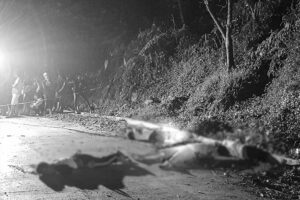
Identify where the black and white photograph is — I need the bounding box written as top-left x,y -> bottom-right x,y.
0,0 -> 300,199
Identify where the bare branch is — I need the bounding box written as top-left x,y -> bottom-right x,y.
225,0 -> 235,72
204,0 -> 226,41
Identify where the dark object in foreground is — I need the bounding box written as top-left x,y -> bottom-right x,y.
36,151 -> 153,196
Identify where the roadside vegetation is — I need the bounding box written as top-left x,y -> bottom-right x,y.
51,1 -> 300,199
93,1 -> 300,150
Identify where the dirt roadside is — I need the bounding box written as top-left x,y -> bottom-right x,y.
40,113 -> 272,199
0,115 -> 268,200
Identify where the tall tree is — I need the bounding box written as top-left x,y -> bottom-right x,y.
204,0 -> 235,72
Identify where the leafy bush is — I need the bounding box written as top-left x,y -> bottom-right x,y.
169,42 -> 222,97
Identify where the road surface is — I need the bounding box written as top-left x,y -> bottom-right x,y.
0,117 -> 262,200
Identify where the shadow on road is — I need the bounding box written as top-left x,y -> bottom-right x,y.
37,156 -> 154,197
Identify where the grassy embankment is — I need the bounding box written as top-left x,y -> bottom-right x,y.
65,3 -> 300,199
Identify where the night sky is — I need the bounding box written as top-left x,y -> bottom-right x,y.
0,0 -> 210,76
0,0 -> 155,75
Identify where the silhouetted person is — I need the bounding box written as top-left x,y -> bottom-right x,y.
29,79 -> 44,116
42,72 -> 55,115
70,75 -> 92,114
8,72 -> 24,117
55,73 -> 66,113
22,79 -> 34,115
30,94 -> 44,116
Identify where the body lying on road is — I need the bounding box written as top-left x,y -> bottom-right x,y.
124,119 -> 300,169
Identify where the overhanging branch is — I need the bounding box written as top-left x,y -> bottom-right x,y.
204,0 -> 226,41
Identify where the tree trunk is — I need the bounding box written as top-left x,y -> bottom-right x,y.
177,0 -> 185,27
204,0 -> 235,72
226,0 -> 234,72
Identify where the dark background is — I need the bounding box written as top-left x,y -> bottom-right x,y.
0,0 -> 216,75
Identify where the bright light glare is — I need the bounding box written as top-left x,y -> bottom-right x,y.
0,52 -> 5,68
0,49 -> 9,70
0,48 -> 11,84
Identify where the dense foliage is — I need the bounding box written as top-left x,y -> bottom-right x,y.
75,1 -> 300,198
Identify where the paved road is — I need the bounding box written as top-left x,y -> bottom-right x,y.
0,117 -> 262,200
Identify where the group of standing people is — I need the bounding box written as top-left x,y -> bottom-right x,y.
7,71 -> 93,117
